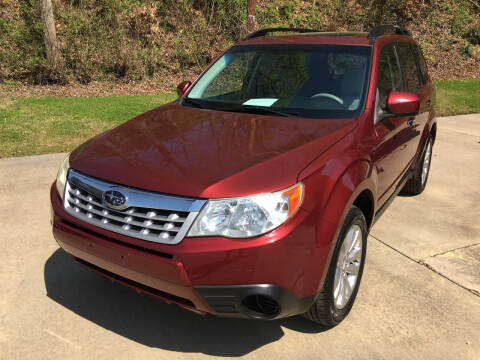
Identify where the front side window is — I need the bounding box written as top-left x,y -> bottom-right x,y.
186,45 -> 372,119
413,45 -> 429,85
377,44 -> 402,109
396,42 -> 421,92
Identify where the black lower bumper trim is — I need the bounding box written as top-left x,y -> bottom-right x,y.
74,256 -> 195,308
195,284 -> 316,320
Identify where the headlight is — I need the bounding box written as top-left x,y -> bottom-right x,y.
56,153 -> 70,200
188,183 -> 304,238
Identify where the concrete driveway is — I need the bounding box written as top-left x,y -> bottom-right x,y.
1,114 -> 479,359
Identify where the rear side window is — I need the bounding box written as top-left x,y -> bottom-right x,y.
413,45 -> 429,85
396,42 -> 421,92
377,44 -> 402,109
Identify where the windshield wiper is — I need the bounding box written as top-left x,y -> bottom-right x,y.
182,97 -> 204,109
223,105 -> 299,117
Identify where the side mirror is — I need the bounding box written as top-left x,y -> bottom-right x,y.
386,91 -> 420,116
177,81 -> 192,97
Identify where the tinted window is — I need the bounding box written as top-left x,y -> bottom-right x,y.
187,45 -> 371,119
377,44 -> 402,109
413,45 -> 429,85
397,43 -> 421,92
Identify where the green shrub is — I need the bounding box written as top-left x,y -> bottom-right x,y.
258,2 -> 279,27
0,17 -> 8,35
279,0 -> 296,23
463,25 -> 480,45
450,6 -> 472,35
463,41 -> 474,57
192,0 -> 245,38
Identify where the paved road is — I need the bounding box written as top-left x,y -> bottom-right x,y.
1,114 -> 479,359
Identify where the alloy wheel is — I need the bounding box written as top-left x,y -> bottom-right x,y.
333,224 -> 363,310
421,140 -> 432,186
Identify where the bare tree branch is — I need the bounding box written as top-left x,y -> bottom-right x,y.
465,0 -> 480,9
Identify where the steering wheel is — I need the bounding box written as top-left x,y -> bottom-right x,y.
309,93 -> 345,108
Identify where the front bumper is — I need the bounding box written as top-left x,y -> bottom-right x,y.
51,183 -> 335,319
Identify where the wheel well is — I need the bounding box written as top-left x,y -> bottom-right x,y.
430,123 -> 437,144
353,190 -> 374,229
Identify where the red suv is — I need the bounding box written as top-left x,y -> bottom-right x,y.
51,25 -> 436,326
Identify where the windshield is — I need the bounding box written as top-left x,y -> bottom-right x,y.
185,44 -> 371,119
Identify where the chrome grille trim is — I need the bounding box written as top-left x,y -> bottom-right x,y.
64,169 -> 206,244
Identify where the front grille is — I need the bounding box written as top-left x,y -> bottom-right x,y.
64,169 -> 206,244
61,219 -> 174,259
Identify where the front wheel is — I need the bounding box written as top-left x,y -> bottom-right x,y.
304,206 -> 367,327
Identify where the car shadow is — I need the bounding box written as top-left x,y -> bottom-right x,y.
44,249 -> 329,357
397,192 -> 417,198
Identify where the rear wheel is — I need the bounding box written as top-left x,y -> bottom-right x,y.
304,206 -> 367,326
402,135 -> 433,195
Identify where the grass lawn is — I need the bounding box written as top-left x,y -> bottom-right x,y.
0,93 -> 177,157
435,79 -> 480,116
1,79 -> 479,158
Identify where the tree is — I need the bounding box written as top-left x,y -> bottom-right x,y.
40,0 -> 61,70
247,0 -> 256,32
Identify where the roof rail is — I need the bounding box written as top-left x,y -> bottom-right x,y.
244,27 -> 319,40
368,25 -> 410,39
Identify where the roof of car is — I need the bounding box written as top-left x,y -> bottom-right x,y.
239,33 -> 372,46
238,26 -> 412,46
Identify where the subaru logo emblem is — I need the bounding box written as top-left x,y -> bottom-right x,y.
102,190 -> 127,210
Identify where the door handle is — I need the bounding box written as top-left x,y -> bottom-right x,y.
407,118 -> 415,126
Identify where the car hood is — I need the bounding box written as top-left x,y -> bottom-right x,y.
70,103 -> 355,198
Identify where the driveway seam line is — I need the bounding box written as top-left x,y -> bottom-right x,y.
426,242 -> 480,258
418,261 -> 480,297
369,234 -> 419,263
369,234 -> 480,298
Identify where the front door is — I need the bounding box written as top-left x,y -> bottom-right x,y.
373,43 -> 409,203
394,42 -> 424,170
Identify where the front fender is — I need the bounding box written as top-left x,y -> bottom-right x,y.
299,157 -> 376,293
300,157 -> 375,224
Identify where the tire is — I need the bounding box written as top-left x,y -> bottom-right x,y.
402,134 -> 433,195
304,206 -> 368,327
